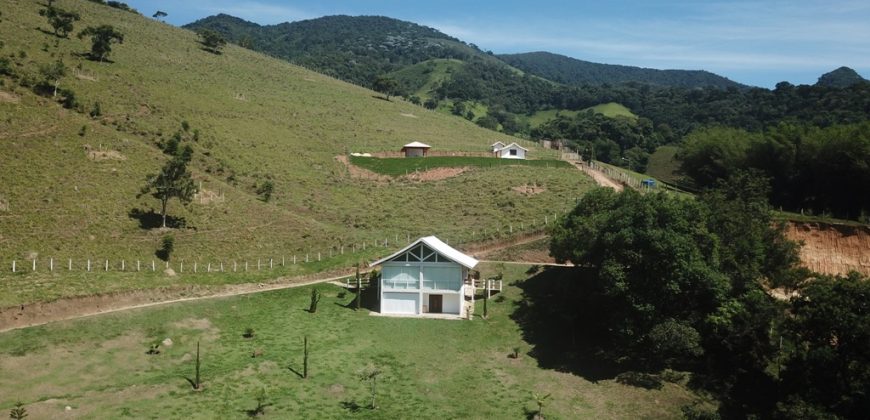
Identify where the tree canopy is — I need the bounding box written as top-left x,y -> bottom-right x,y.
139,145 -> 196,228
197,29 -> 226,54
39,6 -> 80,37
78,25 -> 124,62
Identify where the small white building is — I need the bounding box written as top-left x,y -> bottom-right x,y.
370,236 -> 478,318
401,141 -> 431,158
494,142 -> 528,160
491,141 -> 506,153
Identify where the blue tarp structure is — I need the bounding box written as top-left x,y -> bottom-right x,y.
642,179 -> 657,188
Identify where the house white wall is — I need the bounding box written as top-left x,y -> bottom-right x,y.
381,261 -> 464,316
497,146 -> 526,159
404,147 -> 426,157
382,292 -> 419,314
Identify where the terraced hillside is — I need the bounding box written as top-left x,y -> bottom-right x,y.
0,0 -> 590,277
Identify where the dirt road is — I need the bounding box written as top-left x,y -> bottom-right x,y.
0,235 -> 549,332
570,161 -> 624,191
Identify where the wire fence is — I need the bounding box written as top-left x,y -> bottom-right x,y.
2,211 -> 565,276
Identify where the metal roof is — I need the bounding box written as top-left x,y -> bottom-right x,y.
401,141 -> 431,149
369,236 -> 479,269
499,142 -> 529,151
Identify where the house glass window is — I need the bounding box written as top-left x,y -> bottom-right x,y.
509,149 -> 517,156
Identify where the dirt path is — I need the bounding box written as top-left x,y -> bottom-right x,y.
0,235 -> 548,332
570,161 -> 624,191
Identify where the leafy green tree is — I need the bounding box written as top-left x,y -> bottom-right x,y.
198,29 -> 226,54
550,188 -> 727,368
372,76 -> 398,100
78,25 -> 124,62
139,146 -> 196,228
776,272 -> 870,419
38,59 -> 66,97
40,6 -> 80,37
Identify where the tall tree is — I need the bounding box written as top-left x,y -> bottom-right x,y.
372,76 -> 398,100
39,6 -> 80,37
197,29 -> 226,54
38,59 -> 66,97
152,10 -> 167,21
139,146 -> 196,228
777,272 -> 870,419
78,25 -> 124,62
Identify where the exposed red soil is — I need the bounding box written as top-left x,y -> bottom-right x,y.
785,222 -> 870,276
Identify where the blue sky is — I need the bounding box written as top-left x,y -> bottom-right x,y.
127,0 -> 870,88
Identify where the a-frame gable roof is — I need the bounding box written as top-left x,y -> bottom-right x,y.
369,236 -> 479,269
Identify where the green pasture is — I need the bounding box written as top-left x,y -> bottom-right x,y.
0,263 -> 706,418
349,156 -> 572,176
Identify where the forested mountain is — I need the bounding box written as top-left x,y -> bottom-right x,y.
815,66 -> 867,88
184,14 -> 479,86
499,51 -> 746,89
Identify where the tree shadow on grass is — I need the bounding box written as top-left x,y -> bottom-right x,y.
287,365 -> 303,379
128,207 -> 188,230
340,400 -> 363,413
371,95 -> 391,102
510,266 -> 629,382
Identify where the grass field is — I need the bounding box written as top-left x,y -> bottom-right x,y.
0,263 -> 706,418
0,0 -> 590,290
523,102 -> 637,128
350,156 -> 572,176
646,145 -> 683,185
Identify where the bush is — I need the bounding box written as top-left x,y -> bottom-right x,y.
57,87 -> 78,109
89,101 -> 102,118
156,234 -> 174,261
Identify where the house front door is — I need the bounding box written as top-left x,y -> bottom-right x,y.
429,295 -> 443,313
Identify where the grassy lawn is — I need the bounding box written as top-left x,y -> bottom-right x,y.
350,156 -> 572,176
0,263 -> 704,418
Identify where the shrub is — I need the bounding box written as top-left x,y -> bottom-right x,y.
89,101 -> 102,118
308,288 -> 321,313
242,327 -> 255,339
156,234 -> 174,261
9,402 -> 27,420
256,180 -> 274,202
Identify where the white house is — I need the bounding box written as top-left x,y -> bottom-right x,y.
494,142 -> 528,160
370,236 -> 478,318
401,141 -> 431,157
491,141 -> 506,153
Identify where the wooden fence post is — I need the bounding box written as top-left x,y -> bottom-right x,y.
32,259 -> 36,272
50,257 -> 53,272
152,260 -> 155,271
180,261 -> 184,273
194,261 -> 197,273
104,260 -> 108,272
270,258 -> 273,269
137,260 -> 140,271
11,260 -> 15,272
69,258 -> 72,271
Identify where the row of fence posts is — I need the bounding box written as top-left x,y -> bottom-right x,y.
5,211 -> 565,274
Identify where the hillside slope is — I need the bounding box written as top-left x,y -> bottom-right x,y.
499,51 -> 746,89
0,0 -> 588,266
183,14 -> 477,86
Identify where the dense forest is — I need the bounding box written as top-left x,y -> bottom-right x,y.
549,180 -> 869,419
499,51 -> 745,89
184,14 -> 475,86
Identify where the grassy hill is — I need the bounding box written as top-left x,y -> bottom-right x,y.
0,0 -> 590,299
499,51 -> 747,89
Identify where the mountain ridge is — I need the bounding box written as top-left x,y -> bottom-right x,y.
498,51 -> 748,89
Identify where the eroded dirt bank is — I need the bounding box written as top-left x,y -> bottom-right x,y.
785,222 -> 870,276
